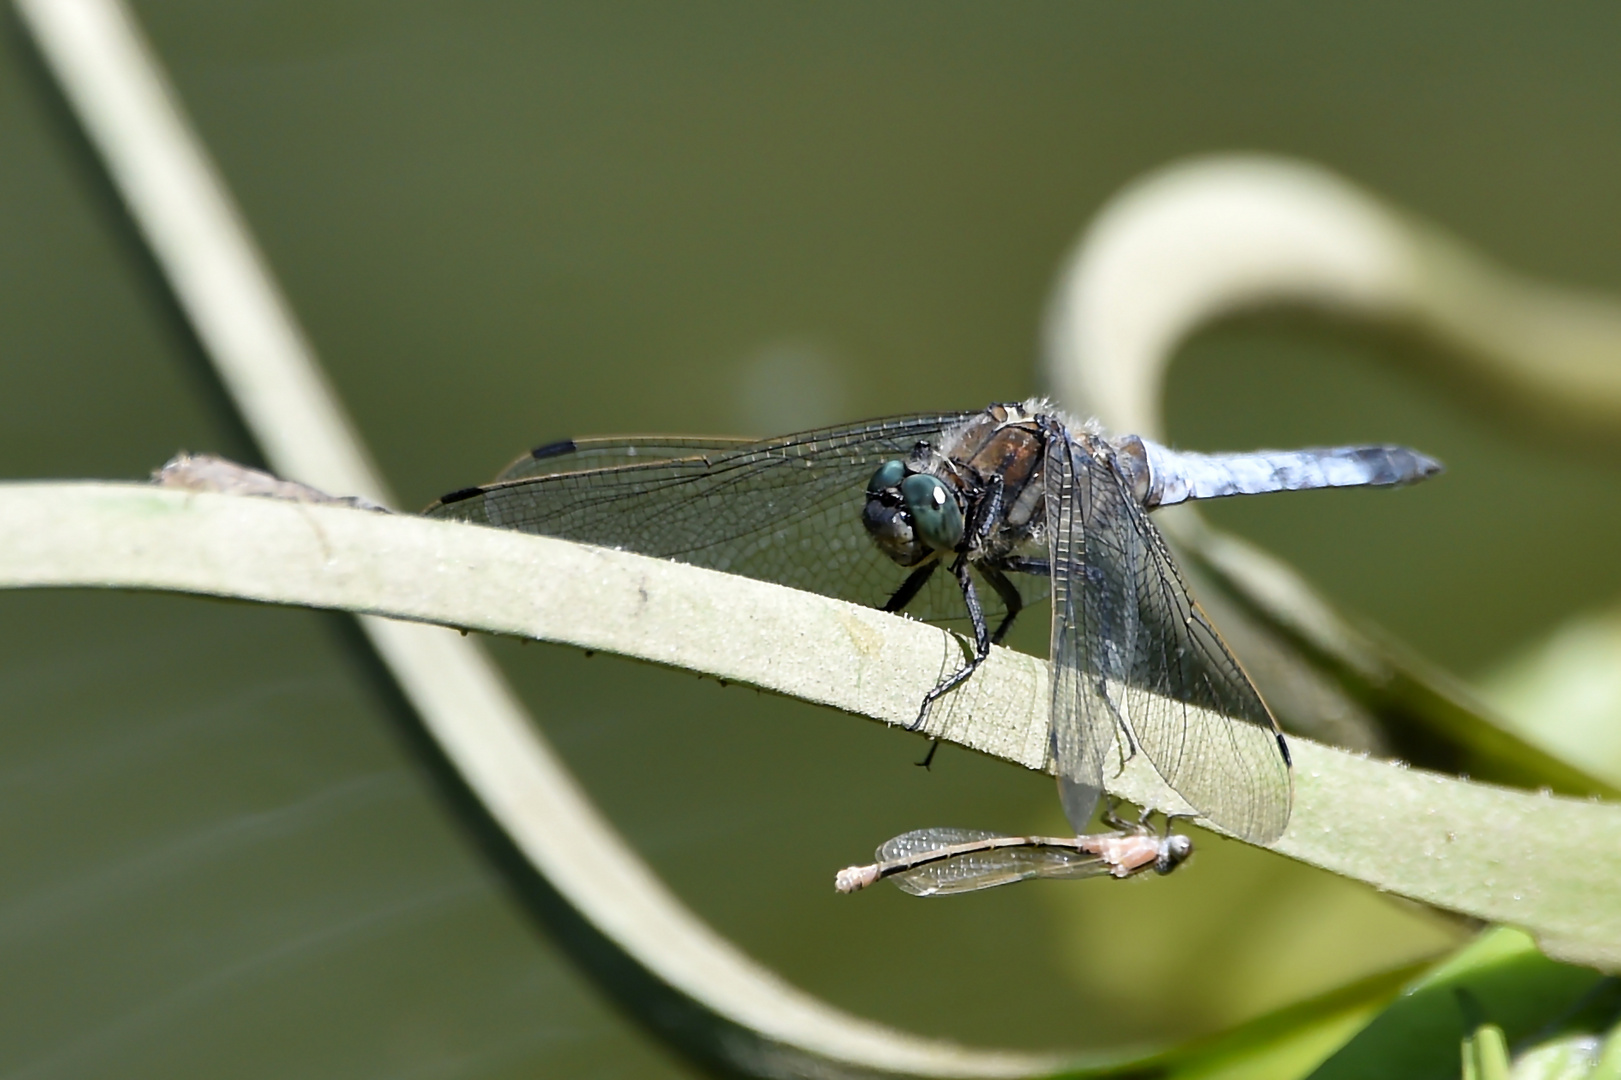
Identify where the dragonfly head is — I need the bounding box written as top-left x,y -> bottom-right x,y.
863,460 -> 965,565
1155,833 -> 1194,875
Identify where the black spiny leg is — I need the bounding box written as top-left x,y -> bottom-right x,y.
884,560 -> 938,614
998,555 -> 1049,578
885,561 -> 946,750
905,475 -> 1006,730
985,554 -> 1046,642
980,565 -> 1025,645
963,474 -> 1005,548
909,555 -> 992,730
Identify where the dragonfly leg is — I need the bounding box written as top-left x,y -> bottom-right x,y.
963,473 -> 1006,548
909,555 -> 992,730
915,739 -> 941,769
1100,797 -> 1139,833
1091,675 -> 1144,769
1159,810 -> 1196,836
1100,798 -> 1159,835
996,555 -> 1049,577
980,564 -> 1024,645
1117,720 -> 1143,766
883,560 -> 938,613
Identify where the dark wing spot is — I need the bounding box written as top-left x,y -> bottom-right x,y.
438,486 -> 486,504
529,439 -> 578,460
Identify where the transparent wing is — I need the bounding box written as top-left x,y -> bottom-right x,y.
1045,429 -> 1293,844
876,829 -> 1112,896
1044,434 -> 1119,833
496,436 -> 758,482
876,827 -> 1002,860
425,414 -> 1041,627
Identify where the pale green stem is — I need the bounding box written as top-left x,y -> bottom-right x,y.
2,483 -> 1618,972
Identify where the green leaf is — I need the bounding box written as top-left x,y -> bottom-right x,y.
1310,928 -> 1604,1080
1081,960 -> 1428,1080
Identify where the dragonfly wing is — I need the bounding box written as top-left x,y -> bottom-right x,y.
888,849 -> 1111,895
495,436 -> 758,482
427,413 -> 1047,630
876,827 -> 1003,861
1043,431 -> 1125,833
429,415 -> 962,615
877,829 -> 1110,896
1118,497 -> 1293,843
1049,429 -> 1292,844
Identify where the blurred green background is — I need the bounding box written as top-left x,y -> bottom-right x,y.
4,3 -> 1621,1076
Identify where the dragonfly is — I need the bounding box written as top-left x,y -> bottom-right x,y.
425,399 -> 1441,844
835,808 -> 1193,896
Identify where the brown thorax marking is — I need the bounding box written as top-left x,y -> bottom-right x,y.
925,403 -> 1049,557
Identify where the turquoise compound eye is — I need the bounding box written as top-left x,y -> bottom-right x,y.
867,459 -> 907,496
900,474 -> 964,552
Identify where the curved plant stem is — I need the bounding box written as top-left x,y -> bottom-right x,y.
2,483 -> 1619,972
10,1 -> 1072,1074
16,5 -> 1621,1076
1040,154 -> 1620,802
1044,155 -> 1621,443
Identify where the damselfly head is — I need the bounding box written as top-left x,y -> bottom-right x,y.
1156,834 -> 1194,875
